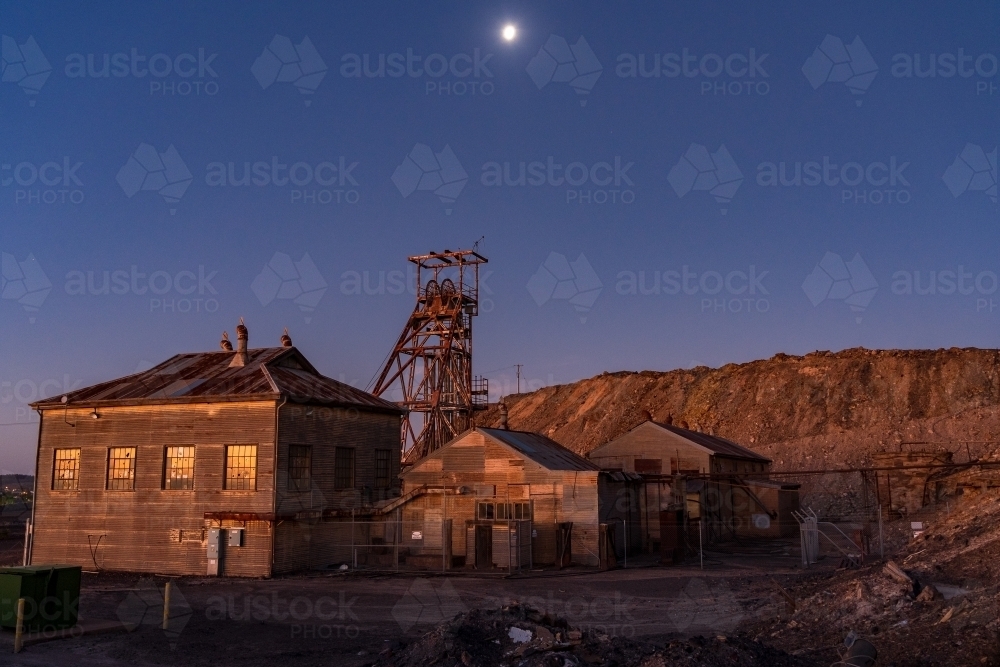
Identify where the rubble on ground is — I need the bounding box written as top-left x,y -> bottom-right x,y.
370,603 -> 811,667
742,490 -> 1000,666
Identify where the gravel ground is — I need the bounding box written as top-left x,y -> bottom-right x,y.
2,556 -> 815,667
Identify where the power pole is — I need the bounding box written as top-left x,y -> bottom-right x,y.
515,364 -> 522,394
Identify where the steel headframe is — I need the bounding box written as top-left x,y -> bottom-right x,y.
372,249 -> 489,463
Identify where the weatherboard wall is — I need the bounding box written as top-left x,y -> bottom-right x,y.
272,405 -> 400,573
400,431 -> 603,567
30,402 -> 277,576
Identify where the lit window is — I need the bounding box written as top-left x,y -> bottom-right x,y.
335,447 -> 355,489
165,447 -> 195,490
374,449 -> 391,489
288,445 -> 312,492
107,447 -> 136,491
225,445 -> 257,490
53,449 -> 81,490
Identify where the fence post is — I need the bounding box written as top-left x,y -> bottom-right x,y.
22,519 -> 31,566
442,490 -> 447,573
799,517 -> 807,567
506,487 -> 512,575
698,519 -> 703,569
162,581 -> 172,630
14,598 -> 25,653
878,503 -> 884,558
623,519 -> 627,568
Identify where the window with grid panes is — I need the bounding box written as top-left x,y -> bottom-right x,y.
164,447 -> 195,490
374,449 -> 391,489
288,445 -> 312,492
225,445 -> 257,490
107,447 -> 136,490
477,501 -> 532,521
53,449 -> 80,490
334,447 -> 355,489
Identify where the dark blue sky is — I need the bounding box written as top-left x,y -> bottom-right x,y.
2,1 -> 998,472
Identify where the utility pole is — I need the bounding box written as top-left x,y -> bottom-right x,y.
515,364 -> 522,394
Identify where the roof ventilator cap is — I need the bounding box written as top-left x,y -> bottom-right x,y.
229,318 -> 249,367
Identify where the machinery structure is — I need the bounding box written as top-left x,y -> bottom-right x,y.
372,249 -> 489,463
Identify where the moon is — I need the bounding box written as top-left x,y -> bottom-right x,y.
502,24 -> 517,41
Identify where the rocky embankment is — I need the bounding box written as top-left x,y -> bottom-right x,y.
481,347 -> 1000,471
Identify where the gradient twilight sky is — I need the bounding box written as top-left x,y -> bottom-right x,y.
1,1 -> 997,472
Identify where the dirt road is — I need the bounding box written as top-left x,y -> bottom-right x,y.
3,555 -> 806,667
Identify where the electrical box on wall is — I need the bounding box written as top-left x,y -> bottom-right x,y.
207,527 -> 222,576
227,528 -> 243,547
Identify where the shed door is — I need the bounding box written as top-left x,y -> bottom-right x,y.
474,525 -> 492,569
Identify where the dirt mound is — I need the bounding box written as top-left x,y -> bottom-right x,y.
483,347 -> 1000,471
897,471 -> 1000,587
370,603 -> 811,667
742,490 -> 1000,666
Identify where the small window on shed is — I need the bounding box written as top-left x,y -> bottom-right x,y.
288,445 -> 312,492
225,445 -> 257,491
374,449 -> 391,489
165,446 -> 195,490
107,447 -> 136,491
634,458 -> 662,474
53,448 -> 81,490
335,447 -> 355,489
476,501 -> 531,521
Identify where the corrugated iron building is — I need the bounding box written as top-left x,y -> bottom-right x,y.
588,420 -> 799,547
27,330 -> 402,577
396,427 -> 637,569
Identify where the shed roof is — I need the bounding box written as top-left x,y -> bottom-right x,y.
478,428 -> 600,471
31,347 -> 402,414
649,421 -> 770,462
589,420 -> 770,463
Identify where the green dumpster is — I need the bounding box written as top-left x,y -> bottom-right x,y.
0,565 -> 82,631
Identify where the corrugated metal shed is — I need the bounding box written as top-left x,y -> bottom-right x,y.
31,347 -> 402,413
478,427 -> 600,471
651,421 -> 770,462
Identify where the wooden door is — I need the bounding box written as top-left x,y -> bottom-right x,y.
474,525 -> 492,569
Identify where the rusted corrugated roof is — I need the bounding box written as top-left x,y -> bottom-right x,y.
479,427 -> 600,471
31,347 -> 402,413
652,421 -> 770,462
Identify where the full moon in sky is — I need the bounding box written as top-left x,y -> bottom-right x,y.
502,25 -> 517,41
